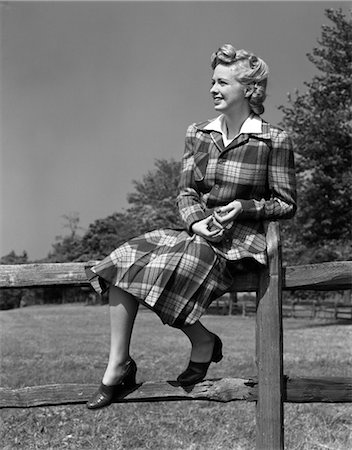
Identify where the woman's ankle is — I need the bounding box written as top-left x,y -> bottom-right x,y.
189,334 -> 215,363
102,358 -> 131,385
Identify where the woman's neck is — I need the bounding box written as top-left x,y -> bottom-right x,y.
223,104 -> 251,139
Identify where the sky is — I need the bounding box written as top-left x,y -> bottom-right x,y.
1,1 -> 350,261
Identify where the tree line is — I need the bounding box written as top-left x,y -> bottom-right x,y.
1,8 -> 351,309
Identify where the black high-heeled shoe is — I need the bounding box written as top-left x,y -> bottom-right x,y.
87,359 -> 137,410
177,334 -> 223,387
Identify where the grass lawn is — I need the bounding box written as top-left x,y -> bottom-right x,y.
1,304 -> 351,450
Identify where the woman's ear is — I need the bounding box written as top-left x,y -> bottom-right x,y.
244,85 -> 254,98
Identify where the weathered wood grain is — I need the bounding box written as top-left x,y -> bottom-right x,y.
0,379 -> 254,408
1,261 -> 351,291
0,262 -> 99,288
256,221 -> 284,450
285,377 -> 352,403
1,377 -> 351,408
284,261 -> 352,291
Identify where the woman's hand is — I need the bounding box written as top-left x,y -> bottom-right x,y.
213,200 -> 243,228
191,216 -> 225,243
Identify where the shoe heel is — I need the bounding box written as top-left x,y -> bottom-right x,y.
124,360 -> 137,388
211,335 -> 223,363
124,372 -> 136,388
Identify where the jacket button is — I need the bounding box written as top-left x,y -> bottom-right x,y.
214,184 -> 219,190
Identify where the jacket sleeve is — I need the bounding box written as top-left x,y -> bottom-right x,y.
176,124 -> 210,231
238,130 -> 297,220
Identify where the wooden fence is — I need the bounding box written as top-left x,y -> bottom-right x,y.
211,298 -> 352,319
1,222 -> 351,450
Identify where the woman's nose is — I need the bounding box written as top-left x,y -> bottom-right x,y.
210,84 -> 217,94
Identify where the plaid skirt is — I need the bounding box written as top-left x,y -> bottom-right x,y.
85,229 -> 258,328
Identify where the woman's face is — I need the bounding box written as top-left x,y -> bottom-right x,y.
210,64 -> 247,114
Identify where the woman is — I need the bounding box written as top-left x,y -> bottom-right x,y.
85,44 -> 297,409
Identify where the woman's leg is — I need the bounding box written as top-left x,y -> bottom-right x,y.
102,286 -> 139,385
177,320 -> 222,386
181,320 -> 216,363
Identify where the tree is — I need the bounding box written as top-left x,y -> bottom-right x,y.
279,8 -> 352,263
126,158 -> 183,232
44,213 -> 86,304
62,212 -> 83,240
46,213 -> 84,263
0,250 -> 28,264
79,212 -> 140,260
0,251 -> 29,309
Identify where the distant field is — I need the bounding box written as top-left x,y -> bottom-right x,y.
1,304 -> 351,450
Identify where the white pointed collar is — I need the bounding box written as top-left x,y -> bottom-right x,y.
204,113 -> 262,136
204,114 -> 262,147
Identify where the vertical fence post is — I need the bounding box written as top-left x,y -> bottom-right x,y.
256,222 -> 284,450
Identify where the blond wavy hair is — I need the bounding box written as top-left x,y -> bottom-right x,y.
211,44 -> 269,115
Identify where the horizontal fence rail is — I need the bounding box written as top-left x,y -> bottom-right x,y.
1,260 -> 351,291
1,377 -> 351,408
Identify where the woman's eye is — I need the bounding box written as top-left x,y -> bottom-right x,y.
211,80 -> 227,87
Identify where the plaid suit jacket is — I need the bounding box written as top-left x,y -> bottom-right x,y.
176,115 -> 297,264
